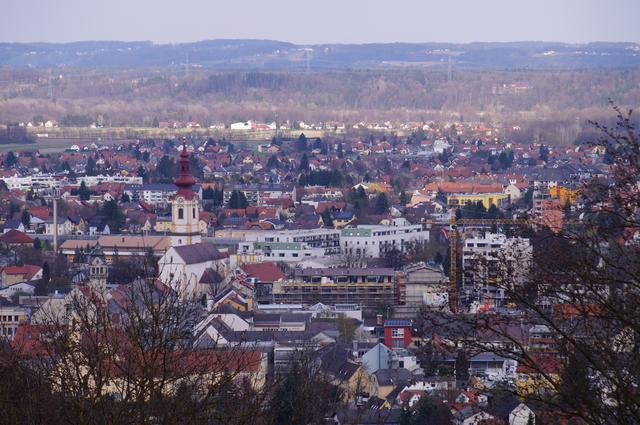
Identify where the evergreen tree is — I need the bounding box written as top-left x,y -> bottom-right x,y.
267,154 -> 279,169
21,209 -> 31,227
321,209 -> 333,228
5,151 -> 17,167
297,133 -> 308,151
299,153 -> 310,172
33,237 -> 42,250
400,190 -> 409,206
78,181 -> 91,200
42,261 -> 50,285
120,193 -> 131,203
85,157 -> 96,176
136,165 -> 146,180
455,351 -> 470,381
539,144 -> 550,162
152,117 -> 160,128
101,199 -> 125,232
374,193 -> 390,214
228,190 -> 248,209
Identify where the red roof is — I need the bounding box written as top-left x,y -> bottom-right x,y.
240,262 -> 285,283
1,264 -> 41,280
517,356 -> 563,374
0,229 -> 34,244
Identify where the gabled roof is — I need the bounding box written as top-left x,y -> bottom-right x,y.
199,267 -> 224,285
1,264 -> 41,280
173,242 -> 226,265
240,262 -> 285,283
0,229 -> 33,244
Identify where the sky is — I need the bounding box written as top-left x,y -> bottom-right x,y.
2,0 -> 639,45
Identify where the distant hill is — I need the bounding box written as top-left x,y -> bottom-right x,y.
1,40 -> 639,69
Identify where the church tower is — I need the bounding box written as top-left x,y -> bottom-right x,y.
170,143 -> 202,247
87,245 -> 108,292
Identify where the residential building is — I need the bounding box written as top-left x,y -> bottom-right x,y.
124,183 -> 203,207
223,183 -> 295,206
1,265 -> 42,287
340,218 -> 429,259
0,298 -> 26,340
462,232 -> 531,307
237,227 -> 341,261
272,268 -> 396,307
383,319 -> 413,350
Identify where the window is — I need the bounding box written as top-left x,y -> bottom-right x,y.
392,328 -> 405,338
392,339 -> 404,348
192,208 -> 196,218
178,208 -> 184,219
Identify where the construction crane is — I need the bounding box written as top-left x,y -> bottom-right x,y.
426,209 -> 532,313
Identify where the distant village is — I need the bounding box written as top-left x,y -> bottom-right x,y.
0,117 -> 615,424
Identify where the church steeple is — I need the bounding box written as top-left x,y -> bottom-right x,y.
175,142 -> 196,197
169,142 -> 201,247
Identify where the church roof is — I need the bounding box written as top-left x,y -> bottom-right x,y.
199,267 -> 224,285
173,242 -> 226,265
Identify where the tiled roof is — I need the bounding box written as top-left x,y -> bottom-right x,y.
240,262 -> 285,283
0,229 -> 33,244
173,242 -> 226,265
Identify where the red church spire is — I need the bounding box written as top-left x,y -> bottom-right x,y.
174,142 -> 196,197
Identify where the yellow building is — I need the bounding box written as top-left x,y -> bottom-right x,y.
447,192 -> 510,209
549,185 -> 580,206
515,357 -> 562,397
0,301 -> 26,340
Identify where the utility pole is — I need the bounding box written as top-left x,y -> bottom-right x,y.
53,198 -> 58,253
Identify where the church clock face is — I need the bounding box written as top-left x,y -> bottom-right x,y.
176,197 -> 185,204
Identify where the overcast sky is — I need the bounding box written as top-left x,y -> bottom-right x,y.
2,0 -> 639,44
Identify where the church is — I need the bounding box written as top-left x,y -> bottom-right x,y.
158,143 -> 229,296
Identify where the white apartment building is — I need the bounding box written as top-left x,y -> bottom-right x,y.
1,173 -> 143,194
124,183 -> 202,207
462,232 -> 531,307
76,174 -> 143,186
1,173 -> 64,193
340,218 -> 429,259
237,227 -> 341,262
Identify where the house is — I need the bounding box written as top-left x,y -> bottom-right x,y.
317,343 -> 376,401
0,298 -> 26,339
158,242 -> 229,294
370,367 -> 414,398
383,320 -> 412,350
0,229 -> 34,248
1,265 -> 42,287
44,217 -> 74,236
239,262 -> 286,303
515,356 -> 562,397
0,281 -> 36,300
490,396 -> 536,425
